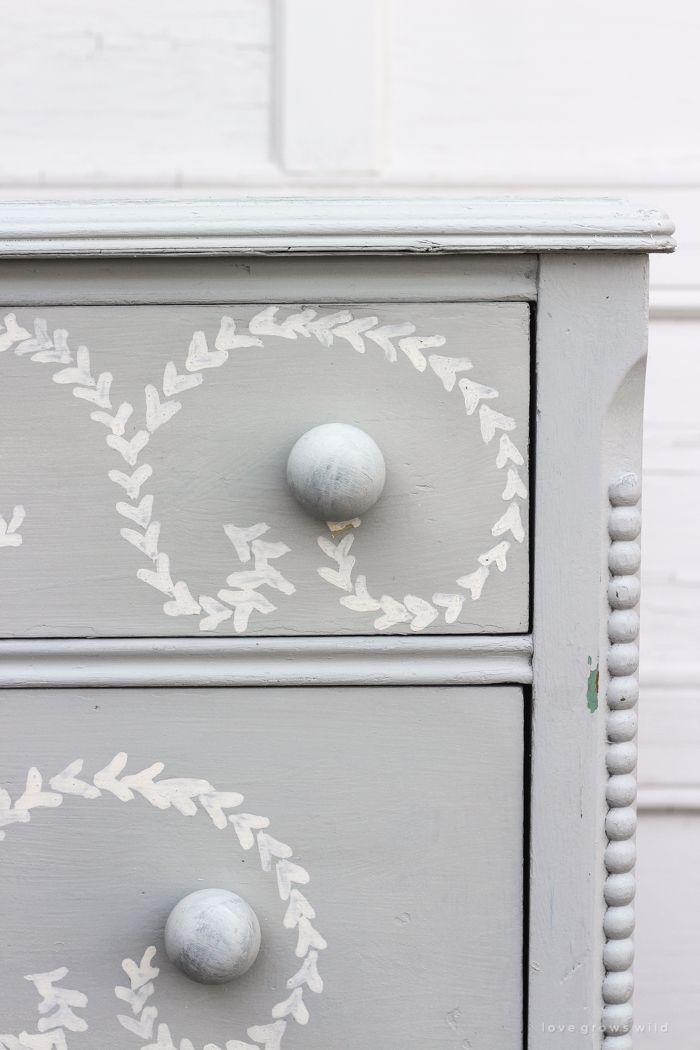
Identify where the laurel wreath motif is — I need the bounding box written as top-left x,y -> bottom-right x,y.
0,308 -> 527,633
0,756 -> 324,1050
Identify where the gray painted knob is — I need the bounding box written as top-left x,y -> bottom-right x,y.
164,888 -> 261,985
286,423 -> 386,521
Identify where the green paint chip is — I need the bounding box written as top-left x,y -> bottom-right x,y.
587,664 -> 599,712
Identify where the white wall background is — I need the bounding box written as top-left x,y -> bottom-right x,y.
1,0 -> 699,1043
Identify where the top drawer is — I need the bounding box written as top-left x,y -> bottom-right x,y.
0,300 -> 529,637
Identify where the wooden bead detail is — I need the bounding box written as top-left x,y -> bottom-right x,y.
605,774 -> 637,808
605,807 -> 637,840
606,676 -> 639,710
608,506 -> 641,541
607,643 -> 639,677
603,1034 -> 633,1050
603,970 -> 634,1004
608,541 -> 641,576
609,472 -> 642,507
605,741 -> 637,774
608,575 -> 641,610
602,1002 -> 634,1033
603,472 -> 640,1029
603,905 -> 635,939
604,840 -> 637,874
604,873 -> 636,907
608,610 -> 640,644
603,938 -> 635,972
607,709 -> 638,742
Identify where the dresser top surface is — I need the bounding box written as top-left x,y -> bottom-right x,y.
0,195 -> 675,256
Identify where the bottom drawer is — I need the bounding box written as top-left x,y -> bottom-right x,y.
0,687 -> 523,1050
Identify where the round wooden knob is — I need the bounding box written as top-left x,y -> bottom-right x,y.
164,888 -> 261,984
286,423 -> 386,521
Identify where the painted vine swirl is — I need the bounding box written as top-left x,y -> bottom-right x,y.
0,308 -> 528,634
0,306 -> 528,1046
0,755 -> 323,1050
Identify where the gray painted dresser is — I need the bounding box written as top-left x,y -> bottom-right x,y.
0,199 -> 675,1050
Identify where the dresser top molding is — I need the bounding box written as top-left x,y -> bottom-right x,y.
0,196 -> 675,257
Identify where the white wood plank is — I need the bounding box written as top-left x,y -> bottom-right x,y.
277,0 -> 381,173
0,0 -> 273,185
634,813 -> 700,1047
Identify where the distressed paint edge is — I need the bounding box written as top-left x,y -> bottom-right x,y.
587,656 -> 600,712
0,634 -> 533,688
0,197 -> 675,256
0,235 -> 676,258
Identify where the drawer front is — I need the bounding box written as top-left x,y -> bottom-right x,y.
0,686 -> 523,1050
0,302 -> 529,637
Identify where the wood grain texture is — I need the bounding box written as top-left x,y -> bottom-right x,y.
0,685 -> 524,1050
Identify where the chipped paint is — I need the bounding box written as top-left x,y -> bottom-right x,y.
587,656 -> 599,712
326,517 -> 361,538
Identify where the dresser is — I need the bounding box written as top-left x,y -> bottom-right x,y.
0,198 -> 674,1050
